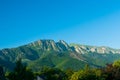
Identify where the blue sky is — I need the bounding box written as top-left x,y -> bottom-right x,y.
0,0 -> 120,49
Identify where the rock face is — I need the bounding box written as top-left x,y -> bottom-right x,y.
28,40 -> 72,52
71,44 -> 120,54
0,39 -> 120,71
28,40 -> 120,54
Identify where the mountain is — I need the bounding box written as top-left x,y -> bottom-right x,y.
0,39 -> 120,71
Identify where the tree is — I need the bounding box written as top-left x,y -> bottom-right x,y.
0,66 -> 6,80
65,68 -> 74,80
70,65 -> 104,80
113,60 -> 120,67
102,62 -> 120,80
6,59 -> 34,80
38,66 -> 67,80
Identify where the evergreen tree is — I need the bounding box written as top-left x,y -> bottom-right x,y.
6,59 -> 34,80
0,66 -> 6,80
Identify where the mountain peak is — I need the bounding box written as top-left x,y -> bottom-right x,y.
28,39 -> 71,52
70,44 -> 120,54
26,40 -> 120,54
58,40 -> 69,47
1,39 -> 120,71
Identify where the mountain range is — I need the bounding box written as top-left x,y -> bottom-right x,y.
1,39 -> 120,71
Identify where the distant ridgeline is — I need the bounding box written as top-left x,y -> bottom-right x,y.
0,39 -> 120,71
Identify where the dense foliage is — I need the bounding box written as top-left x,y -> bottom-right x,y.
6,59 -> 34,80
1,59 -> 120,80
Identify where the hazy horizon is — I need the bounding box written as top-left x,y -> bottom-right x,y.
0,0 -> 120,49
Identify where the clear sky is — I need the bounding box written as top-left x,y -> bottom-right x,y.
0,0 -> 120,49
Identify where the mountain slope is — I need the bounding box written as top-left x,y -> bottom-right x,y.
0,39 -> 120,71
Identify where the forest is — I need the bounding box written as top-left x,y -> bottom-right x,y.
1,59 -> 120,80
